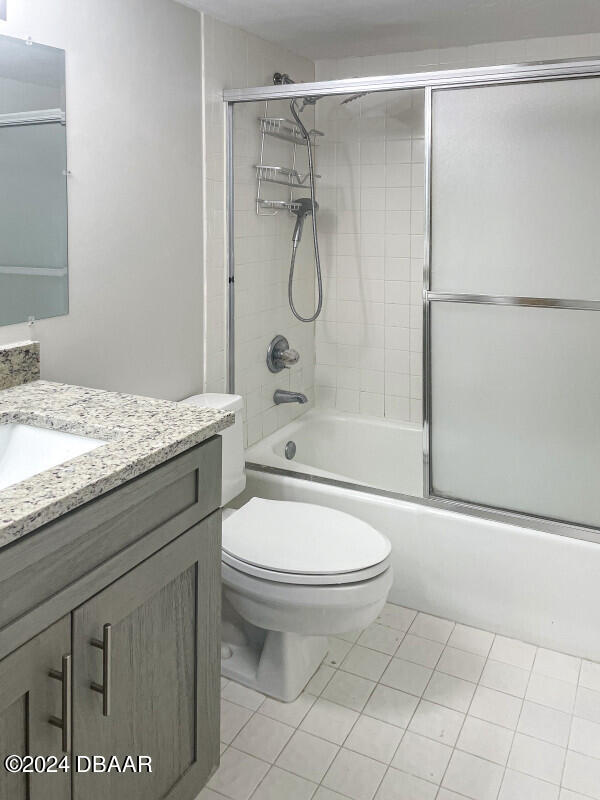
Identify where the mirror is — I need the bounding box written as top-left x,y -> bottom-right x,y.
0,33 -> 68,327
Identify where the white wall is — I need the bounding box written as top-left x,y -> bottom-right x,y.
0,0 -> 204,400
202,14 -> 315,445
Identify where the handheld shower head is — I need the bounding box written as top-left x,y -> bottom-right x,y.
292,197 -> 318,247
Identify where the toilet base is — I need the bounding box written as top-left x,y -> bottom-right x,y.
222,629 -> 328,702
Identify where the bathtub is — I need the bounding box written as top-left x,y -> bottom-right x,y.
237,450 -> 600,662
246,409 -> 423,497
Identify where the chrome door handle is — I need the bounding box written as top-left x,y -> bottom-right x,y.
49,654 -> 71,752
90,623 -> 112,717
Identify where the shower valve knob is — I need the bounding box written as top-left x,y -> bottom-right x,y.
267,335 -> 300,373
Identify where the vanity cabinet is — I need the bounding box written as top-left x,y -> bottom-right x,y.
0,616 -> 71,800
0,438 -> 222,800
73,515 -> 220,800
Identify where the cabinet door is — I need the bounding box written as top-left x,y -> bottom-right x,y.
72,514 -> 221,800
0,616 -> 71,800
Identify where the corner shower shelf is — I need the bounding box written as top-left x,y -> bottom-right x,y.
255,165 -> 321,188
257,198 -> 302,212
258,117 -> 323,145
256,104 -> 324,216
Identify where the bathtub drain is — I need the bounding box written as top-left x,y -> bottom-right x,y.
285,440 -> 296,460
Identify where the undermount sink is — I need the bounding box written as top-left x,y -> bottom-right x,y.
0,423 -> 106,492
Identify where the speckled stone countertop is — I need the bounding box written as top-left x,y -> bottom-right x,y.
0,381 -> 233,549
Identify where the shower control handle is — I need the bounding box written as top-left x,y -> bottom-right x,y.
267,335 -> 300,373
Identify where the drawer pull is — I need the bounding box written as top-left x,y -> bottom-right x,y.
90,623 -> 112,717
48,654 -> 71,752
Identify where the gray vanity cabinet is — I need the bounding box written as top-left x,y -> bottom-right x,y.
0,438 -> 223,800
72,515 -> 220,800
0,615 -> 71,800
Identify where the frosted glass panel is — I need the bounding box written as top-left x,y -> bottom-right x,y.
430,303 -> 600,527
431,79 -> 600,298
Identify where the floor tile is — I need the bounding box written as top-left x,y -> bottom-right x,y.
517,700 -> 572,747
250,766 -> 317,800
533,648 -> 581,685
221,681 -> 265,711
323,748 -> 387,800
526,672 -> 576,714
569,715 -> 600,760
499,769 -> 559,800
276,730 -> 339,783
489,635 -> 537,671
300,698 -> 360,744
469,685 -> 522,729
391,730 -> 452,783
559,790 -> 593,800
507,732 -> 565,784
377,603 -> 417,631
337,630 -> 363,644
314,788 -> 354,800
327,638 -> 354,667
208,747 -> 270,800
322,670 -> 376,711
437,791 -> 470,800
364,684 -> 420,728
197,789 -> 228,799
375,767 -> 438,800
306,664 -> 336,695
408,613 -> 454,644
341,645 -> 392,681
380,658 -> 432,696
345,714 -> 404,764
423,671 -> 476,713
231,713 -> 294,763
479,659 -> 529,698
562,749 -> 600,800
579,660 -> 600,693
259,692 -> 315,728
574,685 -> 600,724
395,634 -> 444,668
456,715 -> 513,765
437,646 -> 485,683
408,700 -> 465,746
221,699 -> 253,744
447,624 -> 494,658
358,624 -> 404,655
442,749 -> 503,800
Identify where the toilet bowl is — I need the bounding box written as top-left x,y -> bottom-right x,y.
181,393 -> 393,701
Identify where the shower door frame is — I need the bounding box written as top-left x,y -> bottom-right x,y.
224,56 -> 600,545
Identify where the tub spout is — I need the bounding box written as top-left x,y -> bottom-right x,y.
274,389 -> 307,405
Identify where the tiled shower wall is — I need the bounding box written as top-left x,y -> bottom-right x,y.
201,14 -> 314,446
313,91 -> 425,424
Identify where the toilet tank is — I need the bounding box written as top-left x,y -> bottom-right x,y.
180,393 -> 246,506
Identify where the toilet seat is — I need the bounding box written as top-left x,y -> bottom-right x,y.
222,497 -> 391,585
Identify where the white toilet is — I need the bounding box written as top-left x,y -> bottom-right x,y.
182,393 -> 393,701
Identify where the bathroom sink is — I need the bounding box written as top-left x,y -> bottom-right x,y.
0,423 -> 106,492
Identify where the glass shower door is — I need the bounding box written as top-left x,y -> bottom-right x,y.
427,77 -> 600,528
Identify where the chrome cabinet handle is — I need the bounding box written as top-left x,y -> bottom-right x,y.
48,654 -> 71,752
90,623 -> 112,717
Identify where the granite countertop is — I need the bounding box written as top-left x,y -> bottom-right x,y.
0,380 -> 233,549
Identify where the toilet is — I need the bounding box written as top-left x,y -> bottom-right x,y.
182,393 -> 393,701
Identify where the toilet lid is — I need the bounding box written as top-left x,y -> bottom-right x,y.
222,498 -> 391,576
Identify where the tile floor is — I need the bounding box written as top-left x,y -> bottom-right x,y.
199,603 -> 600,800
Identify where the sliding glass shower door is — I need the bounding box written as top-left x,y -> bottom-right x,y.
427,77 -> 600,528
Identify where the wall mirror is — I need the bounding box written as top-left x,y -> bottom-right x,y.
0,33 -> 68,327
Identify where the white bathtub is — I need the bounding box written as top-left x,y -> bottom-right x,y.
246,409 -> 423,497
237,466 -> 600,662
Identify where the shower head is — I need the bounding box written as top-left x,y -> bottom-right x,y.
292,197 -> 318,247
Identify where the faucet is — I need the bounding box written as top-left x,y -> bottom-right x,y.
274,390 -> 307,405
